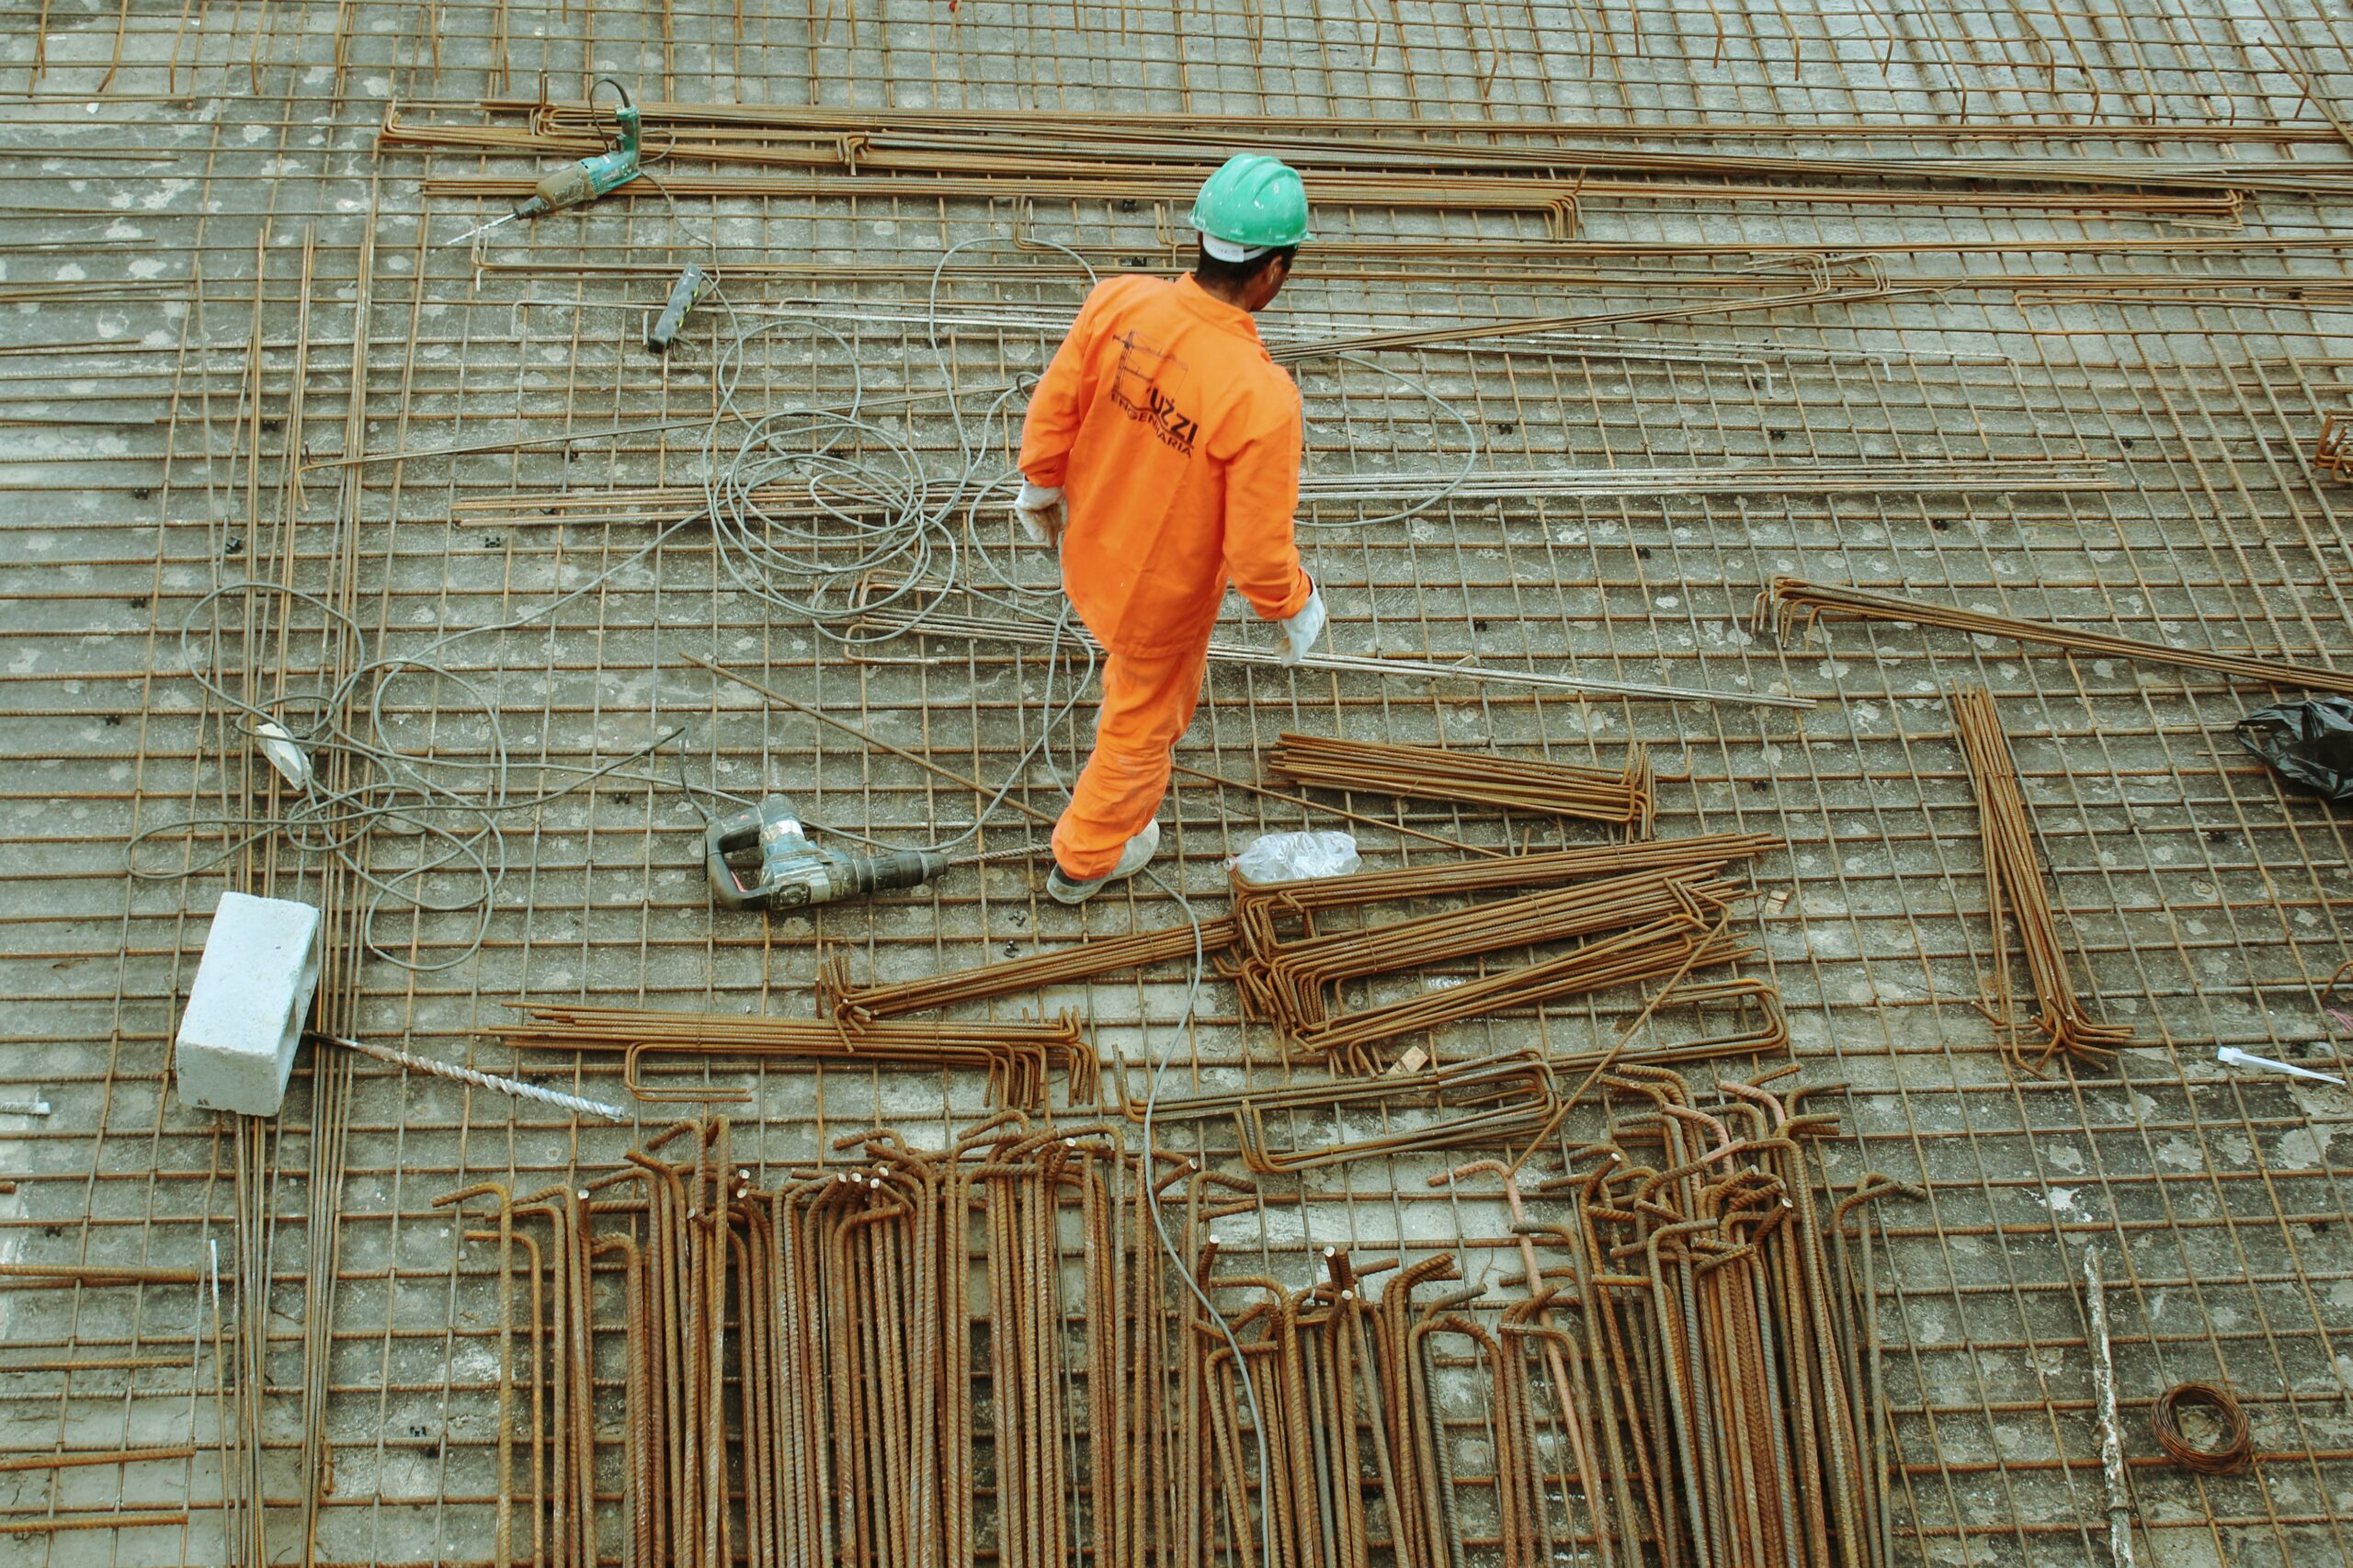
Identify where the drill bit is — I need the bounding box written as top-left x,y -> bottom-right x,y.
946,841 -> 1052,868
440,208 -> 526,249
310,1031 -> 627,1121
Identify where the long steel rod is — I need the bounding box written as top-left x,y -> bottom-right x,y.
310,1031 -> 629,1121
2084,1252 -> 2137,1568
856,606 -> 1815,710
1761,578 -> 2353,698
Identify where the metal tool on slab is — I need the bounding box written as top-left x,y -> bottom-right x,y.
442,80 -> 642,248
705,793 -> 952,910
646,264 -> 713,352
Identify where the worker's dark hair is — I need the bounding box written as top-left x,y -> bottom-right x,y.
1192,242 -> 1298,289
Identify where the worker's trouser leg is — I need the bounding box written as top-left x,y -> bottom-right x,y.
1051,642 -> 1211,880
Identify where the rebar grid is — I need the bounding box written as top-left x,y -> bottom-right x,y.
4,0 -> 2353,1565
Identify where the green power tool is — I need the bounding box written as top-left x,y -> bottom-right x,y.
444,80 -> 642,248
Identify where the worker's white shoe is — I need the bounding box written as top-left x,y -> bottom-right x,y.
1046,822 -> 1160,905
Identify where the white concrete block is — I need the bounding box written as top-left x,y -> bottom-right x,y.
174,892 -> 323,1117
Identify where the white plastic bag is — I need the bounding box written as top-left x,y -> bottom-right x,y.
1229,830 -> 1360,884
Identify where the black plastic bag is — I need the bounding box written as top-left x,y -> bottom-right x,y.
2238,698 -> 2353,801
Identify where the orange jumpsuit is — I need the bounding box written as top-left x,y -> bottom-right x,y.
1018,273 -> 1312,879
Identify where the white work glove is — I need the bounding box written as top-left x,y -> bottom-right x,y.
1012,480 -> 1065,545
1278,585 -> 1327,666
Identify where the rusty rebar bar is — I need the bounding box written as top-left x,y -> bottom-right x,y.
1268,733 -> 1655,835
1757,578 -> 2353,698
1950,684 -> 2134,1072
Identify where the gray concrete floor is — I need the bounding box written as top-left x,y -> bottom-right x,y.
4,1 -> 2353,1564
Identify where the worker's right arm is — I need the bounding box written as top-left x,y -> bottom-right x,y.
1017,282 -> 1114,489
1221,387 -> 1313,624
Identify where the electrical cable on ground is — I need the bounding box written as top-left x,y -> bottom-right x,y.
142,237 -> 1487,996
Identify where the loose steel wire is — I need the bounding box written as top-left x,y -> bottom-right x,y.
2153,1382 -> 2255,1476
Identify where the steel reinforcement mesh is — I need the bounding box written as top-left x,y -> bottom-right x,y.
3,1 -> 2353,1564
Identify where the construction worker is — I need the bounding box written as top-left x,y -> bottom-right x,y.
1013,153 -> 1326,905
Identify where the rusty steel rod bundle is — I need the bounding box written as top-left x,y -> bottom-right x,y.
817,919 -> 1238,1024
1239,868 -> 1739,1031
1950,686 -> 2135,1073
421,1075 -> 1901,1568
450,453 -> 2108,516
440,1118 -> 1179,1568
419,165 -> 2244,235
423,169 -> 1583,235
384,102 -> 2272,216
804,838 -> 1778,1060
1268,733 -> 1654,834
1227,862 -> 1755,1073
1222,835 -> 1772,1073
1756,576 -> 2353,698
1240,866 -> 1732,1025
1515,1072 -> 1915,1568
1118,984 -> 1788,1127
1268,260 -> 1894,360
1165,1070 -> 1904,1568
1184,1248 -> 1482,1568
1205,1051 -> 1564,1173
383,96 -> 2353,149
499,1003 -> 1099,1108
1286,916 -> 1757,1069
539,101 -> 2347,198
1290,454 -> 2116,499
1231,832 -> 1775,935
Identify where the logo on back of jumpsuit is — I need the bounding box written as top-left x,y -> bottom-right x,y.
1108,330 -> 1200,456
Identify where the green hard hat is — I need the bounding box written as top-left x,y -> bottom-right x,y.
1189,153 -> 1313,260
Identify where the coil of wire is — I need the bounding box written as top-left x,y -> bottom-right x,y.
2151,1381 -> 2254,1474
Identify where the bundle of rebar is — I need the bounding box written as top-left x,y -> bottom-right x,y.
1267,733 -> 1655,835
381,100 -> 2288,213
1950,685 -> 2135,1072
2318,413 -> 2351,482
1120,985 -> 1790,1166
457,454 -> 2112,526
437,1117 -> 1175,1568
428,1073 -> 1900,1567
1293,455 -> 2116,499
816,839 -> 1777,1056
499,1004 -> 1098,1108
816,919 -> 1237,1025
1230,832 -> 1775,934
1287,916 -> 1756,1068
1519,1072 -> 1915,1568
424,167 -> 1584,234
1756,576 -> 2353,698
1226,838 -> 1769,1073
1137,1050 -> 1567,1173
1237,867 -> 1739,1029
1176,1071 -> 1907,1568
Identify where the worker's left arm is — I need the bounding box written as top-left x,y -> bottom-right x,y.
1221,384 -> 1313,624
